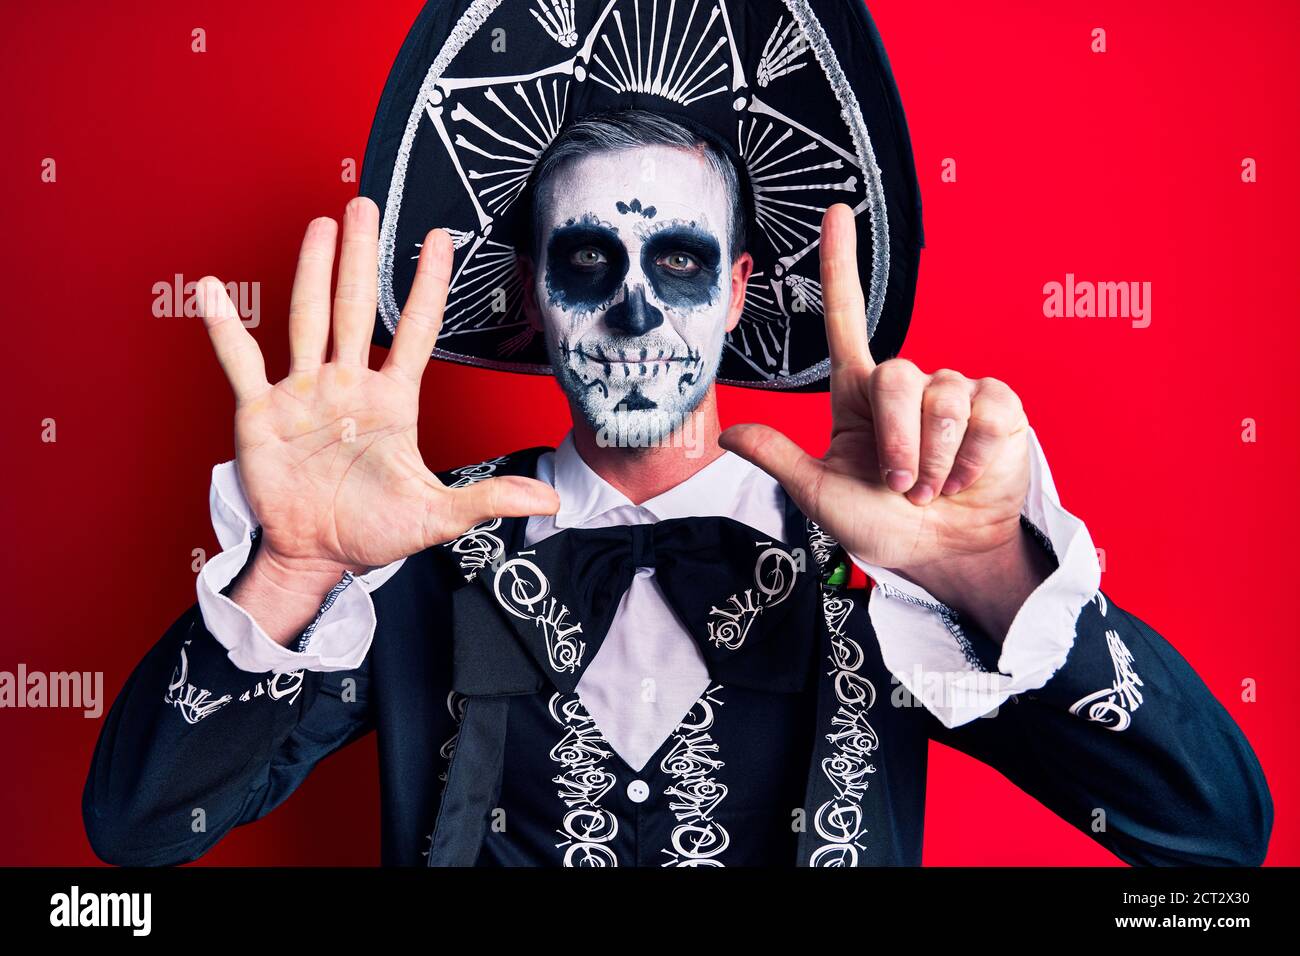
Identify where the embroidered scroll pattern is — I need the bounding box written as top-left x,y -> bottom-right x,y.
448,518 -> 505,583
165,640 -> 233,724
421,691 -> 469,861
807,520 -> 837,573
549,693 -> 620,866
494,553 -> 586,674
236,671 -> 304,707
441,455 -> 512,581
806,519 -> 880,866
810,593 -> 880,865
1068,593 -> 1144,731
447,454 -> 510,488
706,543 -> 799,650
659,684 -> 730,867
165,636 -> 306,725
438,691 -> 469,787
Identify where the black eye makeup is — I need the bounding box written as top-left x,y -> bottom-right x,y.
656,251 -> 700,275
545,219 -> 629,312
640,225 -> 722,309
570,246 -> 609,270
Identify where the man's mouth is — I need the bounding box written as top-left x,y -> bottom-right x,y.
576,344 -> 698,365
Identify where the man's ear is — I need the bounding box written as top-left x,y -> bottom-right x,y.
724,251 -> 754,334
517,254 -> 543,332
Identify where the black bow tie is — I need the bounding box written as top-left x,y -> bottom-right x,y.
449,517 -> 825,696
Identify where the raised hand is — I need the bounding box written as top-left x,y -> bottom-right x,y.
721,204 -> 1047,636
198,197 -> 559,586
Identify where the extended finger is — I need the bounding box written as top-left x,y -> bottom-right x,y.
820,204 -> 874,380
288,217 -> 338,373
196,276 -> 270,404
719,423 -> 829,516
331,197 -> 380,367
945,378 -> 1025,494
427,476 -> 561,547
910,371 -> 973,505
384,228 -> 453,383
867,359 -> 926,493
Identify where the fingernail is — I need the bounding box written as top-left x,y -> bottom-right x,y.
884,469 -> 913,492
941,476 -> 962,496
351,196 -> 377,222
909,484 -> 934,506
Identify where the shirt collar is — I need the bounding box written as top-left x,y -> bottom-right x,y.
545,429 -> 777,528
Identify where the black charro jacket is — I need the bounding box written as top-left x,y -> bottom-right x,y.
83,446 -> 1273,866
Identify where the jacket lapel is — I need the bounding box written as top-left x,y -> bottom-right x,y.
783,498 -> 885,867
429,448 -> 551,866
440,447 -> 554,697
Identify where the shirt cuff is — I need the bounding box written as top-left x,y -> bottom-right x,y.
846,425 -> 1101,729
195,460 -> 406,674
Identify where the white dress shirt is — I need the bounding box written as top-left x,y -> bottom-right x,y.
197,427 -> 1100,768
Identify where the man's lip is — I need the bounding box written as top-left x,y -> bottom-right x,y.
577,349 -> 688,363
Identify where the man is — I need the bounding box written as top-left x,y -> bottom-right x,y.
83,0 -> 1271,867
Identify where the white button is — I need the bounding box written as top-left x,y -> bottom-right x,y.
626,779 -> 650,803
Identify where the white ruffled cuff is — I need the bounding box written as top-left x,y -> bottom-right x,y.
846,426 -> 1101,729
195,460 -> 405,674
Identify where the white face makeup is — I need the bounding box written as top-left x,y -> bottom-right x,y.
531,145 -> 737,441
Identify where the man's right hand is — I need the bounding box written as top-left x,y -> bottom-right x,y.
197,197 -> 559,644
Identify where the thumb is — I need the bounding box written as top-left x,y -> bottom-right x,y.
431,475 -> 561,547
720,424 -> 825,516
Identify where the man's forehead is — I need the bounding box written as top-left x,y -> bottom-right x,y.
537,144 -> 729,233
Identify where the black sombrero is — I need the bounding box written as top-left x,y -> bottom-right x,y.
360,0 -> 923,391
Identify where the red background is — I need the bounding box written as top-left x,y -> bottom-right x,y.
1,0 -> 1295,866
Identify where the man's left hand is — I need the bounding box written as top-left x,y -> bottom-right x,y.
721,204 -> 1051,638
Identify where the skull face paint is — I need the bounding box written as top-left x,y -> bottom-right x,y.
531,145 -> 738,439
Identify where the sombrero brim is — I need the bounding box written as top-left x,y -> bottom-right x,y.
360,0 -> 923,392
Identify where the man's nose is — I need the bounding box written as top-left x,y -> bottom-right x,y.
605,283 -> 663,336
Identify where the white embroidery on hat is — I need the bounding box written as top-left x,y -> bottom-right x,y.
587,0 -> 734,105
531,0 -> 578,48
410,227 -> 475,259
757,14 -> 809,87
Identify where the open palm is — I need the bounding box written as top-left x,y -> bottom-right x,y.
198,198 -> 558,577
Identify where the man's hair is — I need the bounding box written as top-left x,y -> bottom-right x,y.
524,107 -> 750,261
